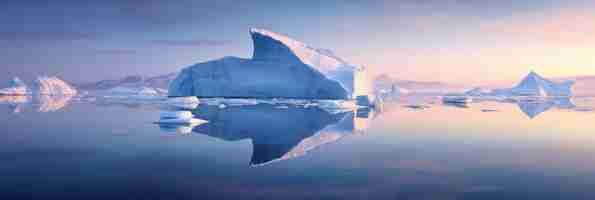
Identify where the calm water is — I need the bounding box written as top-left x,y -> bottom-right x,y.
1,95 -> 595,199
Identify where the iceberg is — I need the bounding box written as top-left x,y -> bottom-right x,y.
492,71 -> 574,97
169,28 -> 374,105
156,110 -> 208,125
0,77 -> 28,95
442,93 -> 472,104
165,97 -> 200,110
32,76 -> 77,95
103,86 -> 165,98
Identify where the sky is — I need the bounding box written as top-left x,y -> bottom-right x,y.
1,0 -> 594,85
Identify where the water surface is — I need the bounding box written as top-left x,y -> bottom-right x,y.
1,96 -> 595,199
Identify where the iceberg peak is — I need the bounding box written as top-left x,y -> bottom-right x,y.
169,28 -> 374,103
492,71 -> 574,97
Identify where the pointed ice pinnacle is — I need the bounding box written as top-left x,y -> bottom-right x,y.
493,71 -> 574,97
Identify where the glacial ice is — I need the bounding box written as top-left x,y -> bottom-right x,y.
32,76 -> 77,95
492,71 -> 574,97
165,97 -> 200,110
442,93 -> 472,104
156,110 -> 208,125
0,77 -> 28,95
169,28 -> 374,104
465,87 -> 490,96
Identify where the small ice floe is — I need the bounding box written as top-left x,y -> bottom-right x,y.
166,96 -> 199,110
481,109 -> 499,112
275,105 -> 289,109
403,104 -> 430,110
218,104 -> 227,109
222,99 -> 259,106
156,111 -> 208,125
317,100 -> 357,109
442,93 -> 472,104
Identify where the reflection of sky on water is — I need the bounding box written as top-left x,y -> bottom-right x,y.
1,97 -> 595,199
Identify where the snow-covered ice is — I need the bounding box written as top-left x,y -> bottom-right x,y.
0,77 -> 28,95
156,110 -> 208,125
165,97 -> 200,110
492,71 -> 574,97
32,76 -> 77,95
442,93 -> 472,104
465,87 -> 490,96
169,28 -> 374,105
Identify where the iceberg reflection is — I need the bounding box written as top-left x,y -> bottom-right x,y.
0,95 -> 29,113
186,104 -> 372,166
34,94 -> 75,112
516,97 -> 576,118
0,94 -> 77,113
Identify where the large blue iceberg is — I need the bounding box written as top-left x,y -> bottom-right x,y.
169,28 -> 373,102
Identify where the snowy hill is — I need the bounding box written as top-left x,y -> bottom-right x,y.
32,76 -> 77,95
169,28 -> 374,104
373,74 -> 464,95
0,77 -> 28,95
464,87 -> 491,96
492,71 -> 574,97
78,73 -> 177,91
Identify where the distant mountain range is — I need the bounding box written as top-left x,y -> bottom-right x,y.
374,74 -> 467,94
76,72 -> 595,97
76,73 -> 177,91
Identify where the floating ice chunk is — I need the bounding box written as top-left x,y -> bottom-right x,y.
492,71 -> 574,97
166,97 -> 199,109
442,93 -> 472,104
158,118 -> 207,124
160,111 -> 193,119
317,100 -> 357,109
168,28 -> 375,104
157,110 -> 208,125
403,104 -> 430,110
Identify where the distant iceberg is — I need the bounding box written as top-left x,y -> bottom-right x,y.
169,28 -> 374,105
0,77 -> 28,95
492,71 -> 574,97
103,86 -> 166,98
156,110 -> 208,125
442,93 -> 472,104
465,87 -> 490,96
32,76 -> 77,95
